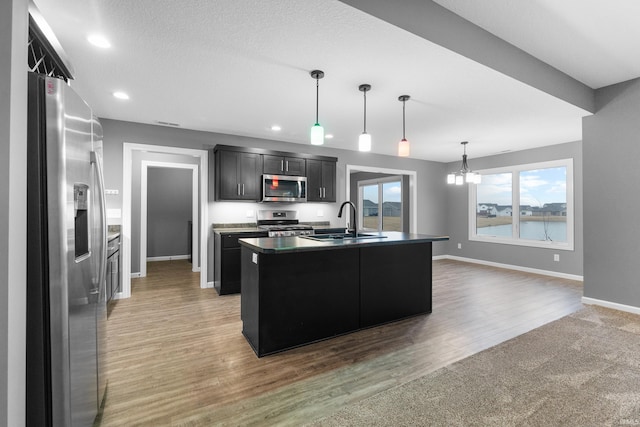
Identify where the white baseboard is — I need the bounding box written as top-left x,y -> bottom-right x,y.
581,297 -> 640,315
130,272 -> 141,279
439,255 -> 583,282
432,255 -> 447,261
147,255 -> 190,262
205,281 -> 214,289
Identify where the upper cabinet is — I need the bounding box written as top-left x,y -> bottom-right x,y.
215,149 -> 262,201
214,145 -> 337,202
263,155 -> 306,176
307,159 -> 336,202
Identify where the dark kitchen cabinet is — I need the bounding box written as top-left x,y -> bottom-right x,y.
307,159 -> 336,202
215,149 -> 262,201
106,234 -> 120,311
263,155 -> 305,176
214,230 -> 268,295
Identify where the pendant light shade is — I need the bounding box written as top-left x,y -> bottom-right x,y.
358,84 -> 372,152
447,141 -> 481,185
310,70 -> 325,146
397,95 -> 410,157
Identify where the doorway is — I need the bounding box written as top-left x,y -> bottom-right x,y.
346,164 -> 418,234
121,143 -> 209,299
140,162 -> 198,278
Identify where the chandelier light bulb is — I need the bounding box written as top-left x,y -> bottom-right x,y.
359,132 -> 371,152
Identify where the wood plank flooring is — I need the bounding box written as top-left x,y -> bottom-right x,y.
100,259 -> 583,426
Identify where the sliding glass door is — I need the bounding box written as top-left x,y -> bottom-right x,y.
358,177 -> 403,232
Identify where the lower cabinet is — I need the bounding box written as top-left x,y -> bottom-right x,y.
214,230 -> 268,295
106,235 -> 120,305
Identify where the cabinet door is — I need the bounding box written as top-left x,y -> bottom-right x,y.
237,152 -> 261,200
306,159 -> 323,202
218,150 -> 241,200
321,161 -> 336,202
284,157 -> 306,176
263,155 -> 284,175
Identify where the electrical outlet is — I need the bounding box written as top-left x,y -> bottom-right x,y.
457,243 -> 462,249
554,254 -> 560,262
246,210 -> 254,218
317,210 -> 324,217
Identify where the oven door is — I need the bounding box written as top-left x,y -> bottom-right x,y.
262,175 -> 307,202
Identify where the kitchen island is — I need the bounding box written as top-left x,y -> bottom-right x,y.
239,232 -> 448,357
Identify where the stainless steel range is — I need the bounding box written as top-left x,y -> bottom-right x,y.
257,210 -> 314,237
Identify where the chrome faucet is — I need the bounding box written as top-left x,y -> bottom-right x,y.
338,201 -> 358,237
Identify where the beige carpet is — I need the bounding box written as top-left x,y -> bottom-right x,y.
310,305 -> 640,426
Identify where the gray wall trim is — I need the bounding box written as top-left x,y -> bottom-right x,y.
0,0 -> 28,424
583,77 -> 640,308
339,0 -> 595,112
445,141 -> 583,276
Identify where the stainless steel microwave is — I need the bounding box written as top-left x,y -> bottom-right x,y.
262,174 -> 307,202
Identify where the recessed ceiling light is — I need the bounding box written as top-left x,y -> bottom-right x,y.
271,125 -> 281,131
113,91 -> 129,100
325,134 -> 334,139
87,34 -> 111,48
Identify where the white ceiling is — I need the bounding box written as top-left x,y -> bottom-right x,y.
32,0 -> 640,162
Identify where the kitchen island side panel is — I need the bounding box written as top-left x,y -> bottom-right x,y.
241,246 -> 360,356
240,248 -> 260,353
360,242 -> 432,328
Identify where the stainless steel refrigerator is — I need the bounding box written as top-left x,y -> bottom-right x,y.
26,72 -> 108,426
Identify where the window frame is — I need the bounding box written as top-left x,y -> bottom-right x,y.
468,158 -> 574,251
357,176 -> 403,232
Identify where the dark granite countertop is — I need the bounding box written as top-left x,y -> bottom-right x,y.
238,231 -> 449,254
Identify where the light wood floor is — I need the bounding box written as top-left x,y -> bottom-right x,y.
100,259 -> 583,426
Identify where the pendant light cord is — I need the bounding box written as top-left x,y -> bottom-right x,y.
402,98 -> 406,139
363,89 -> 367,133
315,77 -> 319,124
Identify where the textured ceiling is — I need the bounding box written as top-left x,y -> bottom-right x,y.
32,0 -> 634,162
432,0 -> 640,89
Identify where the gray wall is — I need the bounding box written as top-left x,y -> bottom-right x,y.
0,0 -> 27,424
583,78 -> 640,308
101,119 -> 449,283
445,141 -> 583,276
147,168 -> 193,258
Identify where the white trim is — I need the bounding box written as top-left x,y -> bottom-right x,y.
121,143 -> 209,299
130,272 -> 141,279
432,255 -> 448,261
443,255 -> 583,281
469,158 -> 574,251
206,281 -> 215,289
147,255 -> 191,262
140,161 -> 198,277
346,164 -> 417,233
582,297 -> 640,315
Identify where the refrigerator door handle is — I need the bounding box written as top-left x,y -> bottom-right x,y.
91,151 -> 108,293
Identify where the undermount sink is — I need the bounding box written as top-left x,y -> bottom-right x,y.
301,232 -> 386,242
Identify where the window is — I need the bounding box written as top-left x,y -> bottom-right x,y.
358,177 -> 403,232
469,159 -> 573,250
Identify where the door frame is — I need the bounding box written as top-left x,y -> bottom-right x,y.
345,164 -> 417,233
140,161 -> 199,278
121,143 -> 209,298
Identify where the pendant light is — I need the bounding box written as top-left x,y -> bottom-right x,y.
358,84 -> 372,152
447,141 -> 481,185
310,70 -> 325,145
398,95 -> 410,157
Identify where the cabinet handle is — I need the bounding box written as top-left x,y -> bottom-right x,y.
242,183 -> 245,195
237,183 -> 241,196
319,188 -> 322,198
281,160 -> 284,171
322,187 -> 326,198
285,160 -> 289,172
